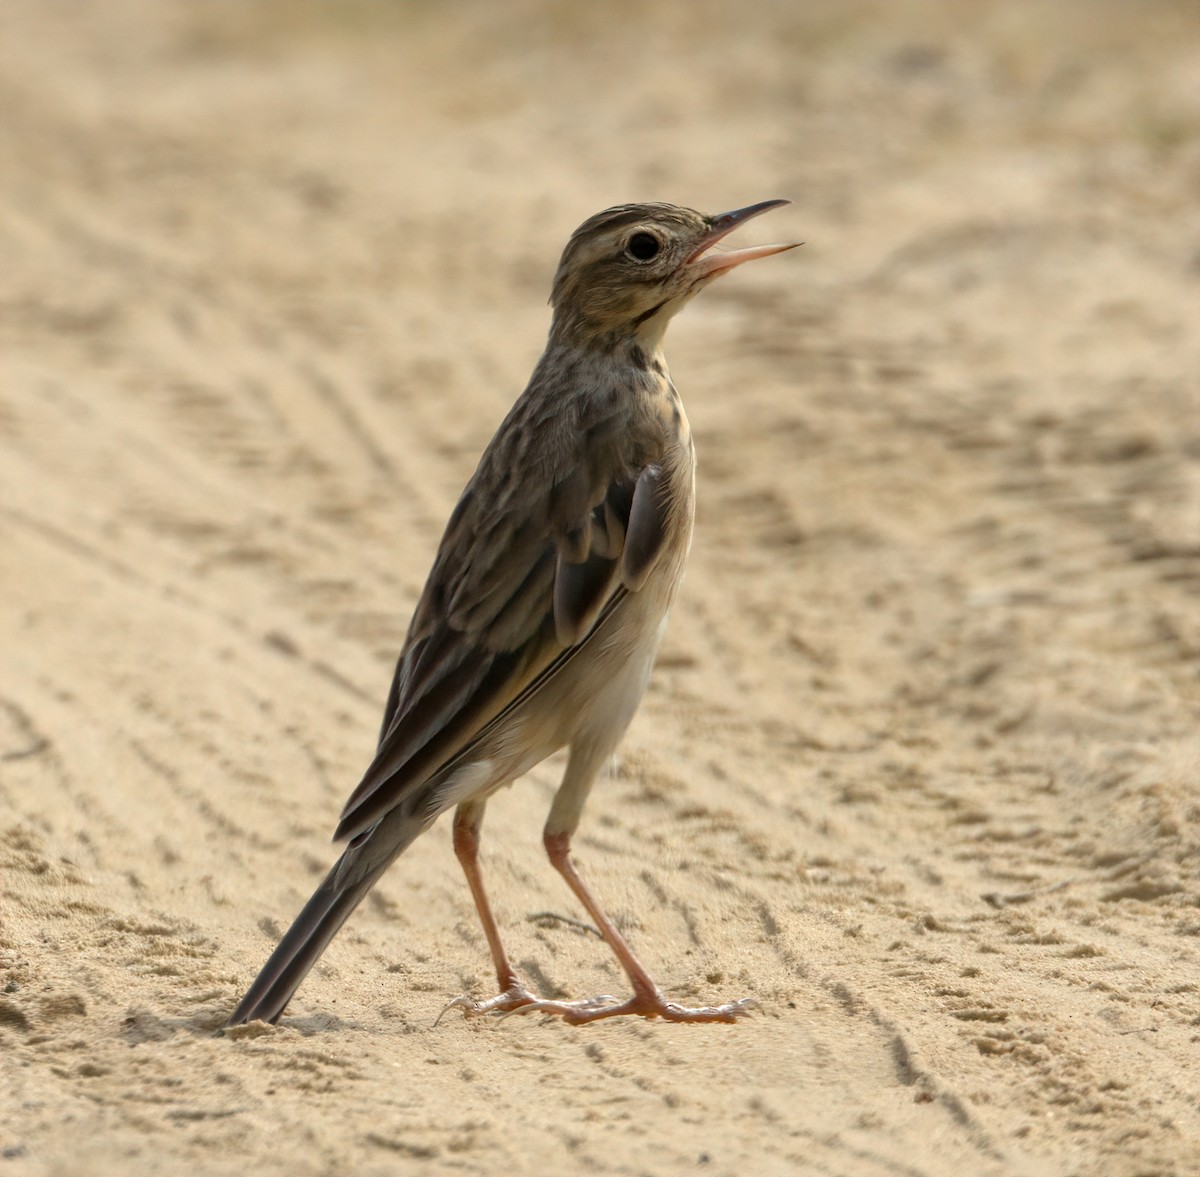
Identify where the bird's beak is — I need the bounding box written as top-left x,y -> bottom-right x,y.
686,199 -> 799,278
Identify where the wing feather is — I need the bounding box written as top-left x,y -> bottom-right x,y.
336,406 -> 668,843
621,464 -> 668,589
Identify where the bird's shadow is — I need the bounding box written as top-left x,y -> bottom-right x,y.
121,1005 -> 362,1044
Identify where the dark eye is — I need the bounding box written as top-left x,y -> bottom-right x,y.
626,231 -> 661,261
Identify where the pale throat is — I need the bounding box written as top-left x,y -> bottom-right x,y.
631,282 -> 702,353
631,302 -> 677,353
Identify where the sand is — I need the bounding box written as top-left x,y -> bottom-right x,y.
2,2 -> 1198,1174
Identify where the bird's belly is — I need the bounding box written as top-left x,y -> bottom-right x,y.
540,590 -> 671,753
464,587 -> 668,789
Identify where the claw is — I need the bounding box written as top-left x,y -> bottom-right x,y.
435,984 -> 542,1024
433,994 -> 474,1026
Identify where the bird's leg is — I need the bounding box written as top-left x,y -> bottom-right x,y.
506,830 -> 756,1025
439,801 -> 540,1019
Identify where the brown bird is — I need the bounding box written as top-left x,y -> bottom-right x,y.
225,200 -> 797,1027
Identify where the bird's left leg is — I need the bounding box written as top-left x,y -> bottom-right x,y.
512,747 -> 757,1025
438,798 -> 540,1019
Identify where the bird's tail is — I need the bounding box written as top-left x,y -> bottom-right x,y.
224,813 -> 424,1027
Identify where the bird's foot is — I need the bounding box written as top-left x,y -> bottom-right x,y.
436,983 -> 543,1024
501,987 -> 759,1026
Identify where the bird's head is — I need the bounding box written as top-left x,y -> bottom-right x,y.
548,200 -> 797,349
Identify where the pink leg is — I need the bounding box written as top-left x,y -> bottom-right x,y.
439,803 -> 539,1019
505,830 -> 756,1025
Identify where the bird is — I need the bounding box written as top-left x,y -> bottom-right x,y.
225,200 -> 798,1028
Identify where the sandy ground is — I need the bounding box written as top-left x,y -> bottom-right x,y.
2,2 -> 1198,1174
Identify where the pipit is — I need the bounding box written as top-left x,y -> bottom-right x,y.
226,200 -> 797,1028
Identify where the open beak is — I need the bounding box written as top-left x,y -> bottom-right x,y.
687,199 -> 799,278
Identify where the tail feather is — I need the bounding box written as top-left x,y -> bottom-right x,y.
225,814 -> 424,1027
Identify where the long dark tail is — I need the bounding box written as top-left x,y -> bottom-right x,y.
225,814 -> 424,1027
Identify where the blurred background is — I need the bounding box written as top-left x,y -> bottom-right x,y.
1,2 -> 1198,1175
2,0 -> 1196,539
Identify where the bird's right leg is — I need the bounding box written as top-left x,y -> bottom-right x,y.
439,797 -> 540,1019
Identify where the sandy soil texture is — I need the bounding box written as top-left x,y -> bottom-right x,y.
2,2 -> 1198,1174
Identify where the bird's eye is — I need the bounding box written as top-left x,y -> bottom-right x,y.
626,231 -> 661,262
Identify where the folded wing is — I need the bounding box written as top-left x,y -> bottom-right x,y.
335,418 -> 668,843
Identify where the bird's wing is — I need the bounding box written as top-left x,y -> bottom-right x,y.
334,402 -> 669,843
